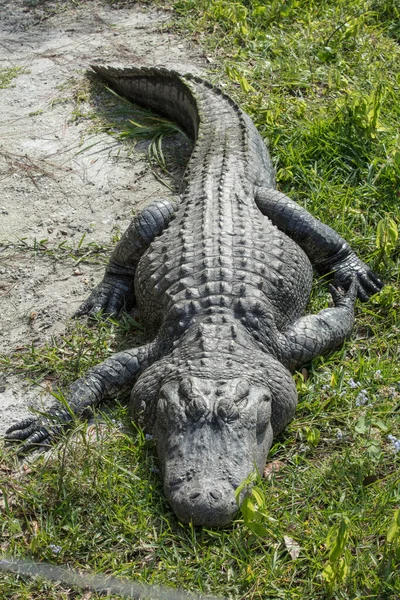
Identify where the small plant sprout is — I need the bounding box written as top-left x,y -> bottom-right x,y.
376,215 -> 399,266
235,472 -> 278,538
322,516 -> 351,592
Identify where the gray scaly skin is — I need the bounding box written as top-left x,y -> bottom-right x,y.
6,66 -> 383,527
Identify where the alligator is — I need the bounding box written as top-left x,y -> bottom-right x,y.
6,66 -> 383,527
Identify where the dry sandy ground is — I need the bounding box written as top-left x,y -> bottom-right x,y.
0,0 -> 205,435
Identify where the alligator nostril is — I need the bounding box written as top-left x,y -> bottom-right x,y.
209,490 -> 221,500
190,491 -> 201,500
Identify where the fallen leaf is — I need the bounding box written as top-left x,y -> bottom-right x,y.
301,367 -> 309,381
263,460 -> 285,479
0,492 -> 17,511
284,535 -> 301,560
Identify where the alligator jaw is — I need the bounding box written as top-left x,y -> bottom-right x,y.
165,476 -> 240,527
160,418 -> 274,527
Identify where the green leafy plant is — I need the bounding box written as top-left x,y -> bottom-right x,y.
337,84 -> 385,141
305,426 -> 321,448
322,516 -> 351,592
225,65 -> 254,93
375,215 -> 398,265
387,509 -> 400,546
235,472 -> 278,538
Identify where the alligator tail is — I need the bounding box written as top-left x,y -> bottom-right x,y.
91,65 -> 200,139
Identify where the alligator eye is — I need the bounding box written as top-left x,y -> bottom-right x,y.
256,405 -> 269,435
157,395 -> 168,430
235,380 -> 250,401
179,377 -> 193,399
186,397 -> 207,422
217,398 -> 239,422
256,398 -> 271,435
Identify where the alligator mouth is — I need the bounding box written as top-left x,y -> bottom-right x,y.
166,479 -> 239,527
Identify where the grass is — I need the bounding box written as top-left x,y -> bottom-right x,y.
0,235 -> 116,266
85,83 -> 192,191
55,73 -> 192,191
0,67 -> 26,89
1,0 -> 400,598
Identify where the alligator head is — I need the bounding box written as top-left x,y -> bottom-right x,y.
152,369 -> 294,527
130,321 -> 298,527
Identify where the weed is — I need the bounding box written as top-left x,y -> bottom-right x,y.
0,236 -> 113,265
375,216 -> 399,266
0,312 -> 143,386
0,67 -> 26,89
321,516 -> 351,592
59,76 -> 192,191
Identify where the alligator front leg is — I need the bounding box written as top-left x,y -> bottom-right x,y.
280,281 -> 357,371
255,187 -> 383,301
5,344 -> 154,453
76,198 -> 177,317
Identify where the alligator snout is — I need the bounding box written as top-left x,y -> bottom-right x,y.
167,479 -> 238,526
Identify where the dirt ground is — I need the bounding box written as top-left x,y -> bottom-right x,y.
0,0 -> 205,435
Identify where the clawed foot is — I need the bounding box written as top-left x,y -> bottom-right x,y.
5,409 -> 72,454
329,278 -> 357,308
329,252 -> 384,302
75,273 -> 134,319
5,417 -> 53,454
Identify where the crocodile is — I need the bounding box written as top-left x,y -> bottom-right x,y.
6,66 -> 383,527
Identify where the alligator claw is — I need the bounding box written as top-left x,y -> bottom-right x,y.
357,270 -> 383,298
5,417 -> 38,438
331,253 -> 383,302
5,418 -> 54,454
328,284 -> 343,305
75,274 -> 133,319
329,278 -> 357,308
5,406 -> 74,454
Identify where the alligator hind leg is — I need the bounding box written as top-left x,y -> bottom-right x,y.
5,343 -> 155,453
280,281 -> 357,372
76,198 -> 177,317
255,187 -> 383,301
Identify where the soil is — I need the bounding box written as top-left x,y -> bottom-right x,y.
0,0 -> 205,435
